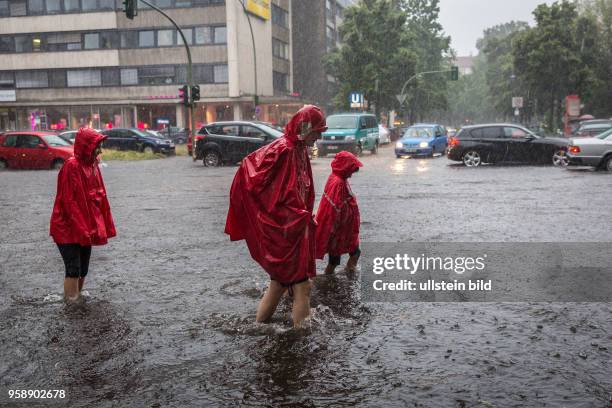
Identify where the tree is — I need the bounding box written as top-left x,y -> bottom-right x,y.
324,0 -> 418,116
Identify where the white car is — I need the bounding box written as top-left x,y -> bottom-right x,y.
378,124 -> 390,144
566,128 -> 612,172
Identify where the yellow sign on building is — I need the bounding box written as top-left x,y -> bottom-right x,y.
246,0 -> 271,20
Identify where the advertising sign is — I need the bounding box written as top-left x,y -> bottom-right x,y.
0,90 -> 16,102
246,0 -> 270,20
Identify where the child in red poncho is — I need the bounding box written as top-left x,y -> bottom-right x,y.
50,127 -> 116,302
315,151 -> 363,274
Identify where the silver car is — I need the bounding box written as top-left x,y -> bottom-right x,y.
566,128 -> 612,172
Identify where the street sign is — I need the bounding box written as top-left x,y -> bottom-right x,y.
512,97 -> 524,108
396,94 -> 407,105
157,118 -> 170,125
514,108 -> 520,117
350,92 -> 364,109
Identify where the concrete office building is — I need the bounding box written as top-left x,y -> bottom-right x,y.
0,0 -> 299,131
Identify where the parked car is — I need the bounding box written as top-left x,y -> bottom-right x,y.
566,128 -> 612,172
575,122 -> 612,137
0,131 -> 73,170
100,128 -> 175,155
195,121 -> 282,166
378,124 -> 391,144
58,130 -> 77,145
317,113 -> 379,157
447,128 -> 457,138
395,124 -> 448,158
158,127 -> 188,144
446,124 -> 569,167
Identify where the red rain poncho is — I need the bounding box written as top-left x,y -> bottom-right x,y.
50,128 -> 116,246
315,151 -> 362,259
225,105 -> 328,285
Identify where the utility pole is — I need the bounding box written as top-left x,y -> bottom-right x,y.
236,0 -> 259,118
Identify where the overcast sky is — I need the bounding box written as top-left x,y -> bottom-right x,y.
437,0 -> 554,56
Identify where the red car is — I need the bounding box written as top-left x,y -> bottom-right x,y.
0,131 -> 74,170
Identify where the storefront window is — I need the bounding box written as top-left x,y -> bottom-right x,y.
70,106 -> 93,129
137,104 -> 176,130
46,106 -> 70,131
98,105 -> 123,129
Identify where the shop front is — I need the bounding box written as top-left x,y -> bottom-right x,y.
9,105 -> 136,131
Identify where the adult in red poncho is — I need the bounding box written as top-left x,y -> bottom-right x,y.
315,151 -> 363,275
225,105 -> 327,327
50,127 -> 116,301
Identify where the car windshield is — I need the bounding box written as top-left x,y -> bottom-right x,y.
145,130 -> 164,139
256,124 -> 283,138
326,116 -> 357,129
42,135 -> 71,147
403,127 -> 434,138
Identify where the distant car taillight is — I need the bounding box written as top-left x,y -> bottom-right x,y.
569,145 -> 580,154
448,137 -> 460,147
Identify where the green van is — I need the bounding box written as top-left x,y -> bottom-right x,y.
317,113 -> 379,157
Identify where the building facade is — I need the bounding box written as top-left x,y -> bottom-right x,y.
292,0 -> 354,114
0,0 -> 300,131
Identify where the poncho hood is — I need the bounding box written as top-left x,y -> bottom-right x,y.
284,105 -> 328,143
331,151 -> 363,179
74,127 -> 106,165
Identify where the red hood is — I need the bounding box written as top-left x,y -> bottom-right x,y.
74,128 -> 106,165
284,104 -> 328,143
331,151 -> 363,179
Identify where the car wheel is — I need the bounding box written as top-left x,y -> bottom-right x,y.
51,159 -> 64,170
355,144 -> 363,156
604,155 -> 612,173
371,142 -> 378,155
203,151 -> 222,167
463,150 -> 482,167
552,149 -> 568,167
144,146 -> 154,155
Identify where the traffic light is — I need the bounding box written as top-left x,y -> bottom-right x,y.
178,85 -> 189,106
450,66 -> 459,81
122,0 -> 137,20
190,85 -> 200,102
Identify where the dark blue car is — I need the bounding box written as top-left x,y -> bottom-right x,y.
395,124 -> 448,158
100,128 -> 175,155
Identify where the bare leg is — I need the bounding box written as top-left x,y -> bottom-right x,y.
292,280 -> 311,328
256,280 -> 286,323
324,264 -> 336,275
64,278 -> 80,301
345,253 -> 360,272
78,277 -> 85,293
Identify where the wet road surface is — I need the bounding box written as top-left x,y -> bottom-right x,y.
1,145 -> 611,407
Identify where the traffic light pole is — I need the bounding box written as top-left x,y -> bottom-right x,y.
139,0 -> 197,159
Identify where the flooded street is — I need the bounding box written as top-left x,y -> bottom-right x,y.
1,146 -> 612,407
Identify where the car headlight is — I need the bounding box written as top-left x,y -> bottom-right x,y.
395,141 -> 403,149
345,135 -> 355,141
419,141 -> 429,148
155,140 -> 162,144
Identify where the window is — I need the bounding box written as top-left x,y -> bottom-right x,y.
470,127 -> 501,138
46,0 -> 61,12
16,135 -> 42,149
213,26 -> 226,43
193,65 -> 213,83
49,70 -> 66,87
0,72 -> 14,88
120,68 -> 138,85
101,32 -> 118,49
194,27 -> 212,44
272,38 -> 288,59
32,36 -> 43,52
0,0 -> 9,16
10,0 -> 26,15
102,68 -> 120,86
157,29 -> 174,46
67,69 -> 101,87
121,31 -> 138,48
16,71 -> 48,88
81,0 -> 97,9
83,33 -> 99,49
28,0 -> 45,14
178,28 -> 193,45
207,125 -> 239,136
15,36 -> 32,53
504,127 -> 528,138
2,135 -> 17,147
242,126 -> 266,139
138,66 -> 175,85
175,0 -> 190,6
273,71 -> 288,91
47,33 -> 81,51
271,4 -> 288,28
63,0 -> 79,11
213,65 -> 227,83
139,31 -> 155,47
0,37 -> 14,52
98,0 -> 113,9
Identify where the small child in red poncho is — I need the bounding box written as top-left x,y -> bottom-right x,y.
315,151 -> 363,274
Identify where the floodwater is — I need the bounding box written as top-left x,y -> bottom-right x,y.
1,146 -> 611,407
